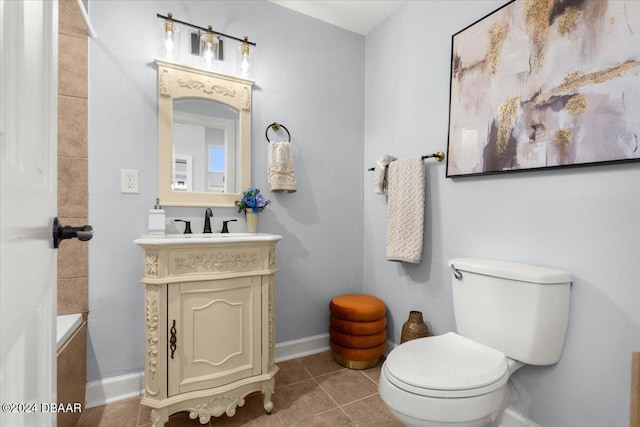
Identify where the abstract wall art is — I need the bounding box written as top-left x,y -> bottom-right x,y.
446,0 -> 640,177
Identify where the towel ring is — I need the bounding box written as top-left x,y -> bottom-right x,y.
265,122 -> 291,143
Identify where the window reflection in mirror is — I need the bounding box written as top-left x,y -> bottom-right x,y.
172,98 -> 239,194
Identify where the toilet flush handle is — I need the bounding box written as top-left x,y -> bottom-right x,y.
451,264 -> 463,280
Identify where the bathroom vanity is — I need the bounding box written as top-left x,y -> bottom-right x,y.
134,233 -> 281,426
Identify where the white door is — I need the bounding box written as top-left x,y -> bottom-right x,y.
1,1 -> 58,426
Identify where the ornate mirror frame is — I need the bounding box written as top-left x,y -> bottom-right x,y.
156,59 -> 253,207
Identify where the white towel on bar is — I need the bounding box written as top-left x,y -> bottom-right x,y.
373,154 -> 393,194
268,141 -> 297,192
386,158 -> 425,264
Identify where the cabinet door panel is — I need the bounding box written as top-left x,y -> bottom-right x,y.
192,298 -> 243,366
168,277 -> 261,396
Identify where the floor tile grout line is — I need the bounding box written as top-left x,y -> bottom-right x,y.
336,391 -> 382,427
341,393 -> 383,427
275,377 -> 343,426
312,376 -> 343,412
136,398 -> 143,426
274,363 -> 343,391
284,357 -> 305,372
311,374 -> 381,426
337,392 -> 376,427
264,407 -> 286,427
272,410 -> 286,427
358,369 -> 380,386
309,367 -> 345,380
338,405 -> 359,426
297,402 -> 361,427
339,391 -> 379,408
275,376 -> 315,391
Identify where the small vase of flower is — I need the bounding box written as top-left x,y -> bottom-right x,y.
235,188 -> 270,233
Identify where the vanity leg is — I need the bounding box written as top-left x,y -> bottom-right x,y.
263,380 -> 275,415
150,408 -> 169,427
264,394 -> 273,415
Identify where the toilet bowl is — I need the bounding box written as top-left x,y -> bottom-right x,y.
379,333 -> 523,427
379,258 -> 572,427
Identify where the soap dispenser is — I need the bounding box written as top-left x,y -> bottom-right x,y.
148,198 -> 166,235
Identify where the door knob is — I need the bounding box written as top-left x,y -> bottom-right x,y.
52,217 -> 94,248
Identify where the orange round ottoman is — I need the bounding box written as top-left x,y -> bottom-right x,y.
330,315 -> 387,336
329,294 -> 387,369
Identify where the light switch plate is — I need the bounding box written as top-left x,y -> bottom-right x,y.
121,169 -> 139,193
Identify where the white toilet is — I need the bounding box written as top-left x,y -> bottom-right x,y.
379,258 -> 572,427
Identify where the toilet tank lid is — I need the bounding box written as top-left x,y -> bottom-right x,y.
448,258 -> 572,284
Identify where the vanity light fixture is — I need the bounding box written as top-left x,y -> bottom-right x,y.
237,36 -> 252,77
160,13 -> 180,60
157,13 -> 256,75
200,26 -> 218,69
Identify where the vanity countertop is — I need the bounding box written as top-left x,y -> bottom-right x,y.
134,233 -> 282,246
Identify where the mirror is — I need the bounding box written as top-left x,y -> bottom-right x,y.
172,99 -> 239,193
156,59 -> 253,207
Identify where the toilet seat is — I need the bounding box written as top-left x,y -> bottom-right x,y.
384,332 -> 509,398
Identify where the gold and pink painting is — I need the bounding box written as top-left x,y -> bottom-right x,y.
446,0 -> 640,177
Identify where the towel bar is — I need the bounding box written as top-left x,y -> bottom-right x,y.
366,151 -> 445,171
265,122 -> 291,142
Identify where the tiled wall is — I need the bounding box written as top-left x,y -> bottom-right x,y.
58,0 -> 88,316
57,1 -> 89,426
57,0 -> 89,427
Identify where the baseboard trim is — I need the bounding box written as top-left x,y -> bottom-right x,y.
84,334 -> 332,408
85,333 -> 359,408
274,335 -> 399,362
85,372 -> 144,409
275,333 -> 330,362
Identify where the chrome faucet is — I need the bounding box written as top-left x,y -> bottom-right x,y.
203,208 -> 213,233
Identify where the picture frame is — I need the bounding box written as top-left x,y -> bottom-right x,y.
446,0 -> 640,177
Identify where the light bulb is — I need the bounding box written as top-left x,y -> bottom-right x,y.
200,27 -> 218,69
237,37 -> 252,77
160,13 -> 179,60
163,31 -> 175,55
240,53 -> 250,74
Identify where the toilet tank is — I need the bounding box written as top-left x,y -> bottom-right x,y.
448,258 -> 572,365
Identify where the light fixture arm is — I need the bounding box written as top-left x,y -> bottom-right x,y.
156,13 -> 256,47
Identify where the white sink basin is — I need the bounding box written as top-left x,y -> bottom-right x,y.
134,232 -> 282,246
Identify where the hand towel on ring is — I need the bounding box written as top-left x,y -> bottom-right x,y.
268,141 -> 297,192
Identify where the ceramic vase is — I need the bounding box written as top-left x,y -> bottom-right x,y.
400,311 -> 430,343
246,211 -> 259,233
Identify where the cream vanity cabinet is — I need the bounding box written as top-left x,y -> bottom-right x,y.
134,234 -> 281,426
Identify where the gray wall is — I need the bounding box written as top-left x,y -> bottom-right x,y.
363,1 -> 640,426
88,1 -> 640,425
88,1 -> 364,382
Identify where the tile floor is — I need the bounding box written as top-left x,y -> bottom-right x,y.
77,350 -> 402,427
